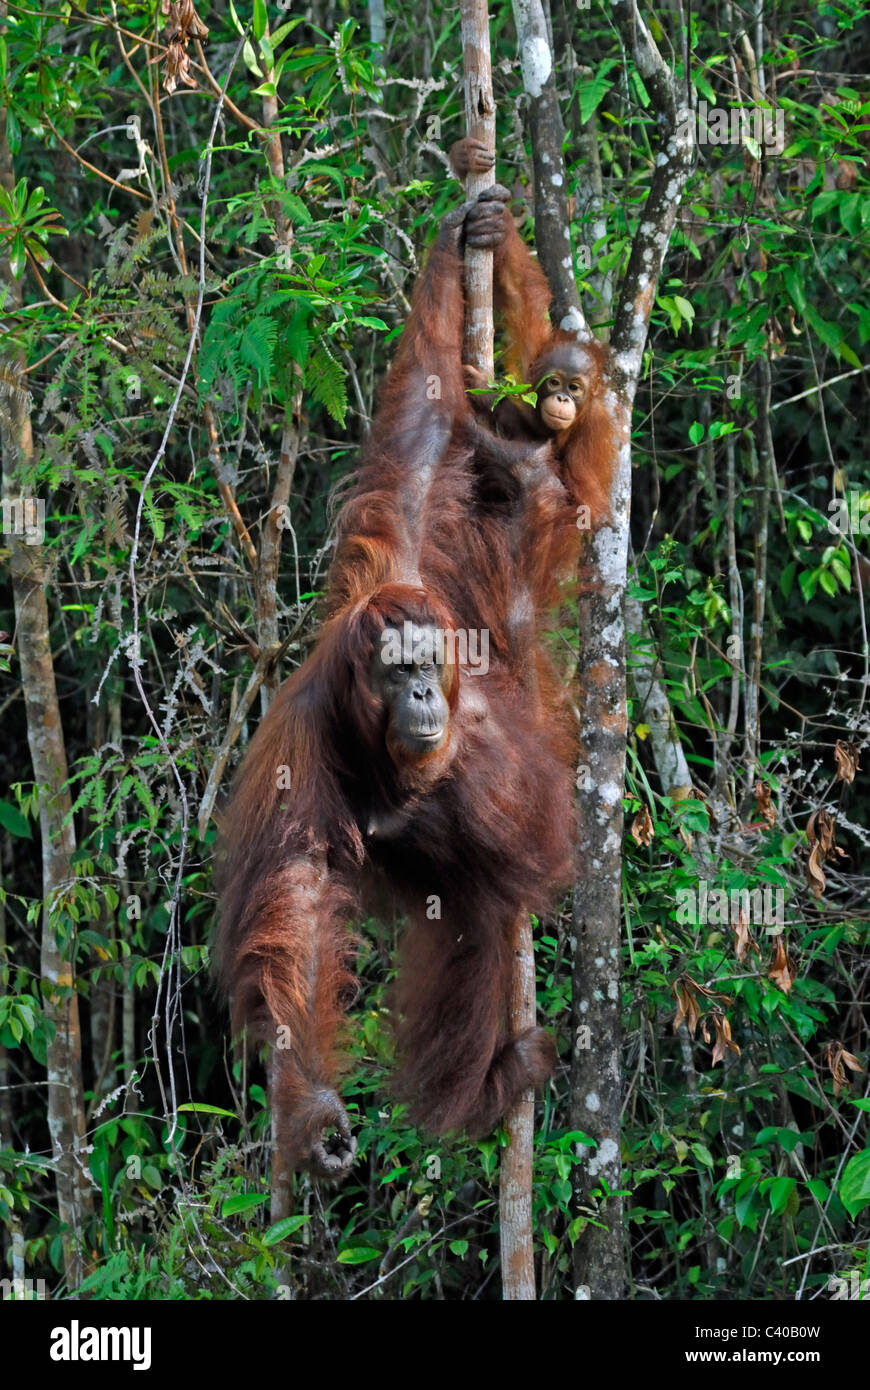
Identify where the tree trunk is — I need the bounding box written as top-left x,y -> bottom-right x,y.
0,42 -> 93,1288
459,0 -> 536,1302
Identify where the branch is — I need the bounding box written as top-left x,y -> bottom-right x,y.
626,597 -> 692,796
197,649 -> 271,838
459,0 -> 537,1302
512,0 -> 581,328
459,0 -> 496,374
610,0 -> 694,393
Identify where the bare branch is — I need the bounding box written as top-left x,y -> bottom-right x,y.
610,0 -> 694,393
512,0 -> 581,328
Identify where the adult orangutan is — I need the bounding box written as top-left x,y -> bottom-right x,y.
213,142 -> 616,1178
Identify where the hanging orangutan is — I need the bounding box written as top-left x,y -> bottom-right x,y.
213,139 -> 616,1178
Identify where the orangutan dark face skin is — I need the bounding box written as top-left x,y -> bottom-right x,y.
534,345 -> 595,433
371,622 -> 451,758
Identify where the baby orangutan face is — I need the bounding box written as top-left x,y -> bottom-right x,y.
533,344 -> 599,434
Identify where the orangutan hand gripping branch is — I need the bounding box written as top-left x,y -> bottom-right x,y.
213,140 -> 616,1178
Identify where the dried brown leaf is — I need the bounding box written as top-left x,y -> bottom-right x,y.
755,781 -> 777,827
672,978 -> 701,1037
834,740 -> 859,784
807,809 -> 835,854
161,0 -> 209,94
631,804 -> 654,847
805,841 -> 827,899
711,1013 -> 741,1066
804,810 -> 847,898
768,938 -> 796,993
163,39 -> 198,94
733,911 -> 759,965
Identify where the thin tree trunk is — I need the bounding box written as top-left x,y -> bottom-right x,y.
86,692 -> 114,1107
0,36 -> 93,1288
105,580 -> 139,1112
512,0 -> 577,325
499,910 -> 537,1299
459,0 -> 496,370
257,26 -> 305,1229
625,597 -> 692,797
570,405 -> 631,1301
743,357 -> 772,795
0,855 -> 10,1150
568,0 -> 695,1300
459,0 -> 536,1302
2,472 -> 93,1295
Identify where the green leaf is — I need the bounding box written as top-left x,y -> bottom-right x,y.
25,185 -> 45,216
688,421 -> 705,445
297,162 -> 346,199
818,570 -> 837,598
769,1176 -> 796,1214
0,800 -> 31,838
4,107 -> 19,156
306,343 -> 347,425
10,233 -> 26,278
143,493 -> 165,543
783,267 -> 807,313
264,1215 -> 312,1245
692,70 -> 716,103
177,1103 -> 237,1117
839,1149 -> 870,1219
673,295 -> 694,325
271,19 -> 304,47
798,568 -> 818,603
803,303 -> 845,356
839,193 -> 862,235
336,1246 -> 380,1264
253,0 -> 268,42
735,1184 -> 760,1230
242,39 -> 262,77
811,190 -> 841,221
577,61 -> 618,124
630,69 -> 651,109
780,560 -> 796,599
222,1193 -> 269,1216
228,0 -> 245,34
692,1142 -> 714,1169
